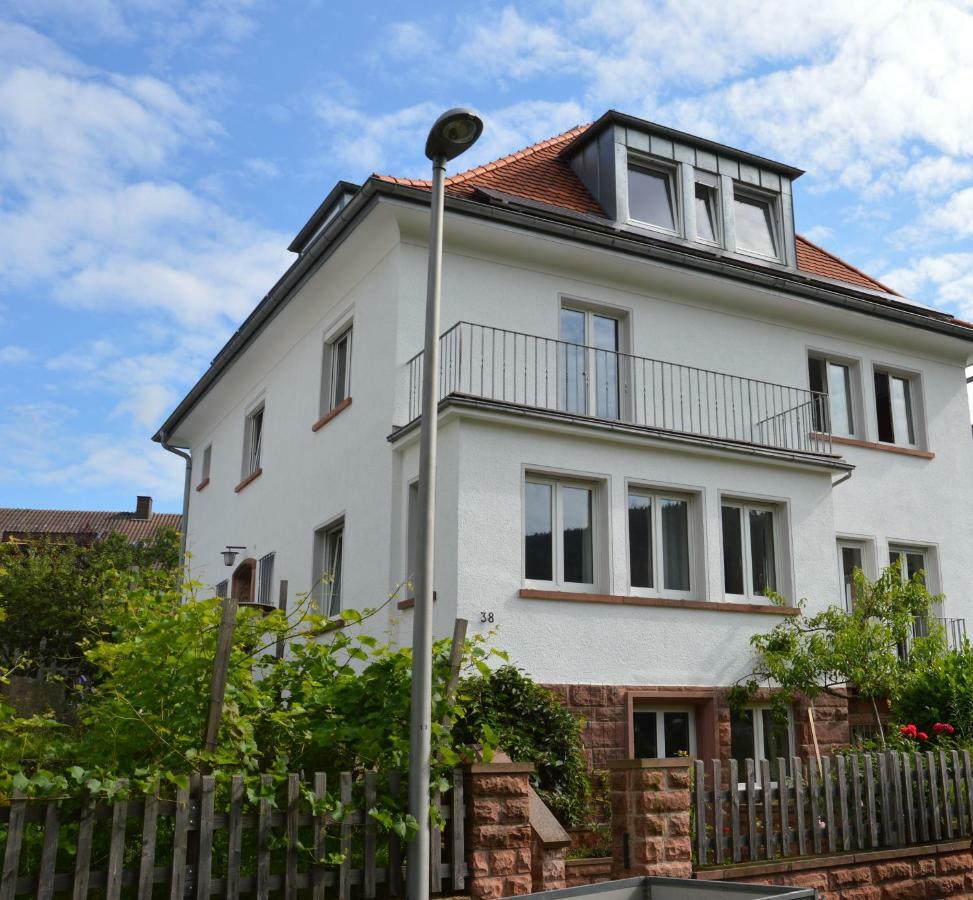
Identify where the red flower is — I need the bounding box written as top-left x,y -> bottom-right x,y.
918,732 -> 929,741
934,722 -> 947,734
900,724 -> 918,738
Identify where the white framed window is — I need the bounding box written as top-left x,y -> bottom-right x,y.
838,539 -> 867,611
889,544 -> 941,651
721,500 -> 780,599
628,161 -> 678,234
524,475 -> 600,590
808,355 -> 859,438
257,552 -> 275,606
730,706 -> 794,782
733,188 -> 781,260
694,176 -> 720,245
313,518 -> 344,616
200,444 -> 212,484
406,480 -> 420,592
322,325 -> 352,414
627,488 -> 694,597
632,707 -> 696,759
242,405 -> 264,477
874,368 -> 919,447
559,304 -> 624,420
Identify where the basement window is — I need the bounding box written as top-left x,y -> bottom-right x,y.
628,164 -> 677,233
633,707 -> 696,759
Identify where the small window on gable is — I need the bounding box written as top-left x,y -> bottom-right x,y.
243,406 -> 264,478
322,325 -> 352,414
628,164 -> 676,233
874,370 -> 917,446
200,444 -> 212,484
734,190 -> 779,259
694,182 -> 719,244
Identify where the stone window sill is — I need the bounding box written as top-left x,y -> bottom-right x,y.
813,432 -> 934,459
397,591 -> 437,610
519,588 -> 800,616
234,468 -> 262,493
195,477 -> 210,492
312,397 -> 352,432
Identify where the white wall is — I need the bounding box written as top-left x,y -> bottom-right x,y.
173,200 -> 973,684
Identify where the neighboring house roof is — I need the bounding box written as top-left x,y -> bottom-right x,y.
0,498 -> 180,544
376,123 -> 898,297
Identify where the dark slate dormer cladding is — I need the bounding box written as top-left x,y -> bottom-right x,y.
563,112 -> 804,270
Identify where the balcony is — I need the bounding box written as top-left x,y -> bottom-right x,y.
404,322 -> 834,456
898,616 -> 967,660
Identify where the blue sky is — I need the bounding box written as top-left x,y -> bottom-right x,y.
2,0 -> 973,513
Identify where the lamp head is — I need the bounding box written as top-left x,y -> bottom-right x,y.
222,545 -> 246,567
424,108 -> 483,162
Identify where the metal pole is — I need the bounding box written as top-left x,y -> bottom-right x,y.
407,155 -> 446,900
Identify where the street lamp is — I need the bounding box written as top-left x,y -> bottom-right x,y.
221,546 -> 247,567
408,107 -> 483,900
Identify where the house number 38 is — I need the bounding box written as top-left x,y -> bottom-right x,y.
480,611 -> 495,624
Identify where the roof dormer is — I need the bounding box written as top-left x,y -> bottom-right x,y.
563,111 -> 804,269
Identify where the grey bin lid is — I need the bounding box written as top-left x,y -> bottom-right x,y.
509,876 -> 816,900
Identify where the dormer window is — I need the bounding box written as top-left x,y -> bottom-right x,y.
733,190 -> 779,259
694,181 -> 719,244
628,163 -> 676,233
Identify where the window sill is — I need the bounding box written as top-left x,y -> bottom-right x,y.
815,433 -> 934,459
397,591 -> 437,610
311,396 -> 352,432
234,468 -> 263,493
195,477 -> 210,492
519,588 -> 800,616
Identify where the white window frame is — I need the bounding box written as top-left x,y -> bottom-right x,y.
627,157 -> 680,236
405,479 -> 420,594
807,351 -> 863,439
523,473 -> 603,593
837,537 -> 871,612
313,517 -> 345,617
731,185 -> 783,262
731,705 -> 795,787
558,300 -> 629,422
872,365 -> 923,448
242,404 -> 264,478
626,487 -> 696,599
693,172 -> 721,247
200,444 -> 212,483
721,498 -> 782,601
632,706 -> 697,759
321,323 -> 353,415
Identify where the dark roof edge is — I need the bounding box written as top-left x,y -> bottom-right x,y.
561,110 -> 806,180
287,180 -> 360,253
154,177 -> 973,443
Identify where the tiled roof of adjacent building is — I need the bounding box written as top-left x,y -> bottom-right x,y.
0,498 -> 180,544
376,123 -> 899,297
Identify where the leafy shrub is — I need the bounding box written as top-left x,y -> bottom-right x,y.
895,643 -> 973,741
456,665 -> 591,826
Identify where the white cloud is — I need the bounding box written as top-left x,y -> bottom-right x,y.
909,187 -> 973,240
900,156 -> 973,196
0,345 -> 32,364
801,226 -> 834,245
243,157 -> 280,179
881,252 -> 973,318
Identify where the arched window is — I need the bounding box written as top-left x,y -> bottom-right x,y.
231,558 -> 256,602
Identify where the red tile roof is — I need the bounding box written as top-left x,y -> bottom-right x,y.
0,507 -> 181,543
376,123 -> 898,296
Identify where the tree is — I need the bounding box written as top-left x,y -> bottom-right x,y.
0,529 -> 180,676
730,562 -> 944,746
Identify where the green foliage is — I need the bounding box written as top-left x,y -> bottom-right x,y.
895,643 -> 973,741
0,529 -> 180,675
456,665 -> 591,826
731,563 -> 944,733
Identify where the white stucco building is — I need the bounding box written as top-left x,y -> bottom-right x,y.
155,111 -> 973,768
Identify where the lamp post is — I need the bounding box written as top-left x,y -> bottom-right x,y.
408,108 -> 483,900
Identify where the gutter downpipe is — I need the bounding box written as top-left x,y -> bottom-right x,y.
160,431 -> 192,574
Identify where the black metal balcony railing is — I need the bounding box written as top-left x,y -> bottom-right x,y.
898,616 -> 967,660
405,322 -> 833,455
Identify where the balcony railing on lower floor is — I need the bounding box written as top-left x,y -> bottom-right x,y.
405,321 -> 833,455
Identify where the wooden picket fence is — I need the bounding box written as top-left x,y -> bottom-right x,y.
0,769 -> 466,898
693,750 -> 973,867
